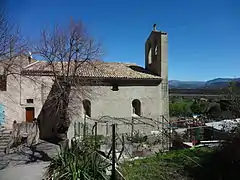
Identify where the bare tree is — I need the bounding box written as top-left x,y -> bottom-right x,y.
35,19 -> 102,142
0,10 -> 28,76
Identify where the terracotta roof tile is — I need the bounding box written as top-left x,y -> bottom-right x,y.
22,61 -> 161,80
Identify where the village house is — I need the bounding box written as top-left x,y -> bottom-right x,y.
0,25 -> 169,140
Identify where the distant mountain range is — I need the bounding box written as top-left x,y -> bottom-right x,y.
169,78 -> 240,89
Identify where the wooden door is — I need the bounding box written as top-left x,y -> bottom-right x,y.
26,107 -> 34,122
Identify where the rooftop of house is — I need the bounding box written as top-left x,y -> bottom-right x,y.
22,60 -> 161,80
0,54 -> 37,74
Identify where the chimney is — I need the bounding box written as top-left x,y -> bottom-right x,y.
153,24 -> 157,31
28,51 -> 32,64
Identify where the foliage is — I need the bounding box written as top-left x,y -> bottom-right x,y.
169,101 -> 192,117
83,134 -> 105,149
225,81 -> 240,118
190,100 -> 207,115
120,148 -> 214,180
169,98 -> 224,118
187,130 -> 240,180
44,138 -> 110,180
205,102 -> 222,119
122,127 -> 240,180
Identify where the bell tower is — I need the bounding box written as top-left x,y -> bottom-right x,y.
145,24 -> 168,79
145,24 -> 169,122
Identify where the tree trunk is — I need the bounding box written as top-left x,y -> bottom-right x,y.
56,82 -> 71,148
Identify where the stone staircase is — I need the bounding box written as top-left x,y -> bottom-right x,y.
0,127 -> 11,155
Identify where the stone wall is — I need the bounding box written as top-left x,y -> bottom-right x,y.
5,121 -> 39,153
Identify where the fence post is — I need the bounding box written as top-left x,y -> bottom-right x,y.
25,122 -> 28,133
74,121 -> 76,137
111,124 -> 116,180
131,117 -> 134,141
95,122 -> 98,149
106,122 -> 108,136
78,122 -> 80,137
161,116 -> 164,150
83,115 -> 86,141
169,117 -> 172,150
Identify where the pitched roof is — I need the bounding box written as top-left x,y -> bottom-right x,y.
22,60 -> 161,80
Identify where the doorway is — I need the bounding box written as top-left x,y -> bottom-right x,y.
26,107 -> 35,122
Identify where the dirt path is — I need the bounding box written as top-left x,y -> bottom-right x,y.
0,140 -> 60,180
0,162 -> 49,180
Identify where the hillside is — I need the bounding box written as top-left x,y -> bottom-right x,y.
169,78 -> 240,89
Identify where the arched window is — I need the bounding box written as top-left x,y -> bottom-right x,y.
83,99 -> 91,117
148,43 -> 152,64
154,40 -> 158,55
132,99 -> 141,116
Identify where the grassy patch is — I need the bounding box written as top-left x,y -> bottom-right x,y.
120,148 -> 214,180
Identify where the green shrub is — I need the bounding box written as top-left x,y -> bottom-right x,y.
44,139 -> 110,180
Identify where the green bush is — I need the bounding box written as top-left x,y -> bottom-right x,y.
169,101 -> 192,117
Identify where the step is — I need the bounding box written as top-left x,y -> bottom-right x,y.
0,144 -> 7,148
0,135 -> 10,138
0,142 -> 9,145
0,127 -> 11,131
0,130 -> 11,133
0,138 -> 9,142
0,139 -> 10,143
0,131 -> 11,135
0,145 -> 7,149
0,133 -> 10,136
0,139 -> 10,144
0,144 -> 8,148
1,131 -> 11,133
0,135 -> 10,139
0,133 -> 11,136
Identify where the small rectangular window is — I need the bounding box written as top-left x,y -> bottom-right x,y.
26,99 -> 34,103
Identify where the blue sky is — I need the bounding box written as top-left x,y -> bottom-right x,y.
2,0 -> 240,81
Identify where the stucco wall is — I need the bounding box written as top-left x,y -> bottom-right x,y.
0,75 -> 21,128
0,74 -> 52,129
1,73 -> 168,140
40,83 -> 166,139
66,85 -> 166,141
69,85 -> 162,120
160,34 -> 169,121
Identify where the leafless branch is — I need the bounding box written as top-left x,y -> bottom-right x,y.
0,10 -> 29,77
34,19 -> 102,140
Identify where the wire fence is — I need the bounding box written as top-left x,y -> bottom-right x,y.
68,115 -> 172,160
68,115 -> 231,166
67,115 -> 238,179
